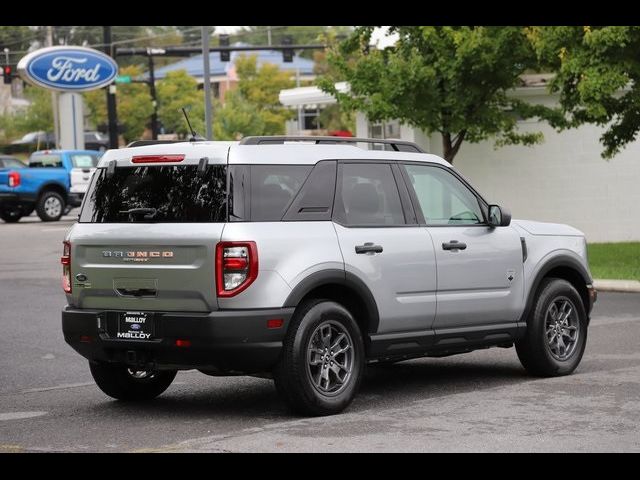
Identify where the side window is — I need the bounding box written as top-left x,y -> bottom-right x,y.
249,165 -> 312,221
71,154 -> 98,168
335,163 -> 405,226
402,164 -> 484,225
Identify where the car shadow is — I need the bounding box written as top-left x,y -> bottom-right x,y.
88,355 -> 533,421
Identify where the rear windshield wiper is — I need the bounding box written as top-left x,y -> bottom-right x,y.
118,208 -> 158,220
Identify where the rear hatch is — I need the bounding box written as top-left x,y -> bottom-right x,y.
68,152 -> 100,194
68,145 -> 231,312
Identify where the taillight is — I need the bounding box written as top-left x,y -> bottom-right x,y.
215,241 -> 258,297
8,171 -> 20,188
61,241 -> 71,293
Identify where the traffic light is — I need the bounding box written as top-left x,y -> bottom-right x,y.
3,65 -> 12,85
219,34 -> 230,62
282,35 -> 293,63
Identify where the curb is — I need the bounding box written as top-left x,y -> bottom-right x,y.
593,279 -> 640,293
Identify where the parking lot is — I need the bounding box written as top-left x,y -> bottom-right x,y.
0,215 -> 639,452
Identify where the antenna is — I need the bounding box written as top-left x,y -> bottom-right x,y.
181,107 -> 203,142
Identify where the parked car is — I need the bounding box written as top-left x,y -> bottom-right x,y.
6,131 -> 109,153
61,136 -> 596,416
0,150 -> 101,222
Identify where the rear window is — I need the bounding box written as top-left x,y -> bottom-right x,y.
80,164 -> 227,223
29,154 -> 62,168
71,154 -> 99,168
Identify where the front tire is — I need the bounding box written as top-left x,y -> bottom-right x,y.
89,361 -> 177,401
516,278 -> 588,377
273,299 -> 365,416
36,191 -> 65,222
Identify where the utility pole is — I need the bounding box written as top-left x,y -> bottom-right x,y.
47,26 -> 60,149
267,26 -> 272,46
202,26 -> 213,140
103,26 -> 119,149
147,49 -> 159,140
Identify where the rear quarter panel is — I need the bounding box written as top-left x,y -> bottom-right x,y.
218,222 -> 344,309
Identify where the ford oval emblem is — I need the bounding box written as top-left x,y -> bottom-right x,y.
17,46 -> 118,92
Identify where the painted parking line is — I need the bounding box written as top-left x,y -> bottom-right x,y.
21,382 -> 95,394
0,412 -> 47,421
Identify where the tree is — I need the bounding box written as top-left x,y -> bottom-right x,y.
0,86 -> 53,143
156,69 -> 205,136
528,26 -> 640,159
318,26 -> 561,164
84,65 -> 153,143
234,55 -> 295,134
213,90 -> 266,140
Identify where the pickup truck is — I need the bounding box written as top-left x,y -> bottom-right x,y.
0,150 -> 101,222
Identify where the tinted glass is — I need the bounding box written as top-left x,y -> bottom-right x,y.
403,164 -> 484,225
29,154 -> 62,168
71,154 -> 99,168
335,163 -> 405,226
250,165 -> 312,221
80,165 -> 227,223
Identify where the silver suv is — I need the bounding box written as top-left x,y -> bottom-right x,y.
62,136 -> 597,416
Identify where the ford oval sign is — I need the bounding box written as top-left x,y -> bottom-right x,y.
17,46 -> 118,92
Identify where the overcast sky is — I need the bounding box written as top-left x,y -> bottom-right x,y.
214,26 -> 398,48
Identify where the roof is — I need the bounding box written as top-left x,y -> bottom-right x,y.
151,44 -> 316,81
98,140 -> 448,168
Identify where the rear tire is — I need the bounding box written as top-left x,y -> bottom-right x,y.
516,278 -> 588,377
273,299 -> 365,416
36,191 -> 65,222
0,209 -> 22,223
89,361 -> 177,401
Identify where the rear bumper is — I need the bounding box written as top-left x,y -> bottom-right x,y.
0,191 -> 35,210
62,306 -> 294,373
67,192 -> 84,207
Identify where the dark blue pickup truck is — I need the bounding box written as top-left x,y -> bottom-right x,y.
0,150 -> 101,223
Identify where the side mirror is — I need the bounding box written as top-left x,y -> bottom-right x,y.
488,204 -> 511,227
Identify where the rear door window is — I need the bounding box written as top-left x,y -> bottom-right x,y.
80,164 -> 227,223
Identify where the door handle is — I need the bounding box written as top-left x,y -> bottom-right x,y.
355,242 -> 383,254
442,240 -> 467,251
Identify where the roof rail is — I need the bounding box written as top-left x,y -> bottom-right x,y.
126,140 -> 181,148
239,136 -> 426,153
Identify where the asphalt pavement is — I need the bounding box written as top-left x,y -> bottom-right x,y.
0,214 -> 638,452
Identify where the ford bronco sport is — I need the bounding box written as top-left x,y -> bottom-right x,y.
61,136 -> 597,416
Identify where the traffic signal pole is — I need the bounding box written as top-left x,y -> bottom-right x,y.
103,26 -> 119,149
147,50 -> 159,140
201,26 -> 213,141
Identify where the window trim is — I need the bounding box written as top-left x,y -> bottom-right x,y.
398,161 -> 490,228
331,160 -> 416,229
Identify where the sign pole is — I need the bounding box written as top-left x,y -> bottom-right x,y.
103,26 -> 119,149
202,26 -> 213,140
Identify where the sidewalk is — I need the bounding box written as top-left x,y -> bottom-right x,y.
593,279 -> 640,293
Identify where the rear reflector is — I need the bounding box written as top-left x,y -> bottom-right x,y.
267,319 -> 284,329
131,154 -> 185,164
175,339 -> 191,348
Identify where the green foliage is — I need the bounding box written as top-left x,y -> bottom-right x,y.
213,90 -> 266,140
232,55 -> 295,135
84,65 -> 153,143
156,70 -> 205,136
529,26 -> 640,159
0,86 -> 53,143
319,26 -> 561,163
